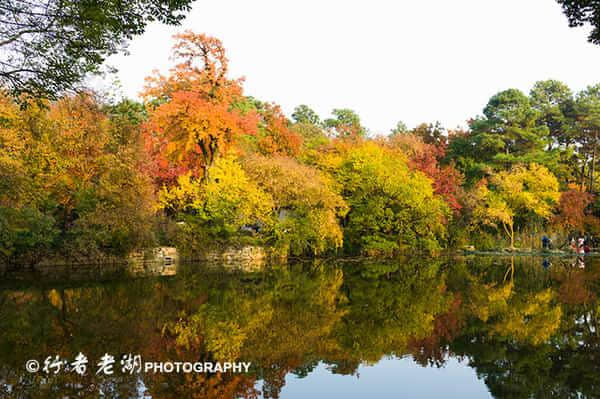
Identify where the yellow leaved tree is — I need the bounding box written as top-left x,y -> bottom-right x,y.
474,163 -> 560,248
158,156 -> 275,251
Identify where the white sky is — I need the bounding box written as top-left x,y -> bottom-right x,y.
106,0 -> 600,134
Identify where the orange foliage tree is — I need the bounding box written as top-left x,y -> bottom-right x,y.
143,31 -> 257,184
553,189 -> 596,232
387,133 -> 463,212
255,103 -> 302,157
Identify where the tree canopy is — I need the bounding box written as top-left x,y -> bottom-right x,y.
0,0 -> 195,100
4,29 -> 600,264
557,0 -> 600,44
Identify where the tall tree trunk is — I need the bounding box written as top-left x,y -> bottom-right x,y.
581,162 -> 587,192
198,138 -> 219,183
510,223 -> 514,249
590,143 -> 597,193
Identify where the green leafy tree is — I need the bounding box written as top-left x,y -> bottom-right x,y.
291,104 -> 321,125
389,120 -> 408,136
290,105 -> 328,152
529,80 -> 576,184
0,0 -> 195,100
557,0 -> 600,44
573,84 -> 600,192
475,89 -> 548,162
324,108 -> 366,138
529,79 -> 575,147
449,88 -> 562,182
291,122 -> 329,152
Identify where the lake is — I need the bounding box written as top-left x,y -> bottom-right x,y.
0,255 -> 598,398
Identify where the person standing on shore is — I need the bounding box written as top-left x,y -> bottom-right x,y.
542,235 -> 550,250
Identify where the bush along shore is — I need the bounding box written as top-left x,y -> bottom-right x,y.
3,32 -> 600,268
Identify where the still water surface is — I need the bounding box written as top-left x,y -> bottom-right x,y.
0,256 -> 597,398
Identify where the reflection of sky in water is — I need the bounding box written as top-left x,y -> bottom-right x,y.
257,357 -> 491,399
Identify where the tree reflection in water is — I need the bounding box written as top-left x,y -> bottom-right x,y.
0,256 -> 599,398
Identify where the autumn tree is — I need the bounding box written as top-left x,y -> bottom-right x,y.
553,189 -> 595,232
158,156 -> 274,253
410,121 -> 447,146
320,141 -> 449,255
0,93 -> 155,266
239,100 -> 302,157
143,31 -> 254,184
474,164 -> 560,248
387,132 -> 463,212
291,122 -> 329,153
243,155 -> 348,255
